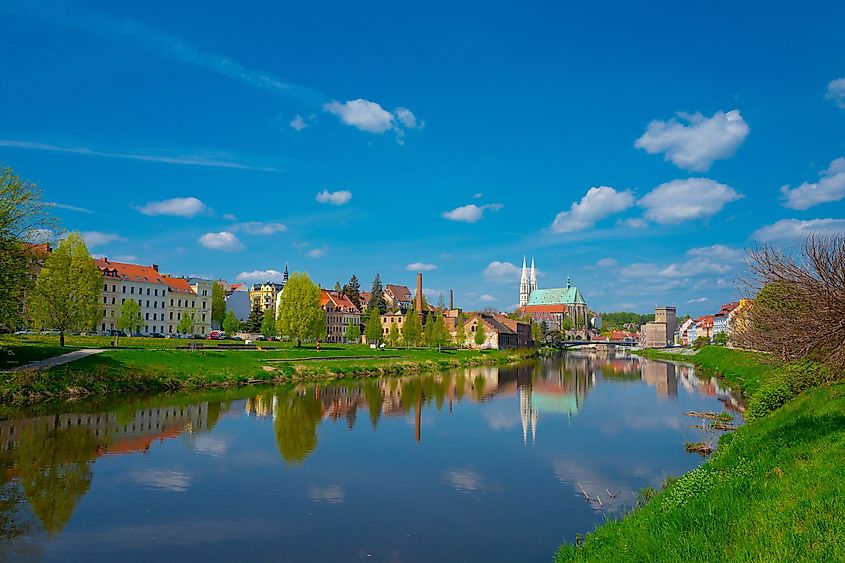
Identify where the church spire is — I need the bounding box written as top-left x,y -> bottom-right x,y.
519,255 -> 530,308
530,257 -> 537,292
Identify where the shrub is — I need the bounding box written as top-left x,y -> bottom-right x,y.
692,335 -> 709,350
745,360 -> 836,422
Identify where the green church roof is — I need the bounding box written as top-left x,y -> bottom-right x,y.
526,286 -> 587,306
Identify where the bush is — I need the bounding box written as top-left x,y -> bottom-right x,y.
692,335 -> 709,350
745,360 -> 836,422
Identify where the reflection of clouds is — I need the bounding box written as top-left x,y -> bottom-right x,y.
443,469 -> 482,492
193,435 -> 228,456
482,406 -> 521,430
308,485 -> 345,504
127,469 -> 190,492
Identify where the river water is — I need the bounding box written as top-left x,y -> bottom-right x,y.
0,353 -> 741,562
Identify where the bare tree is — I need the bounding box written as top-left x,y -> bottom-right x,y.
737,235 -> 845,371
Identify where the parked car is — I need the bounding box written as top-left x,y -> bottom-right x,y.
13,330 -> 38,335
108,330 -> 127,337
150,333 -> 165,338
255,335 -> 267,341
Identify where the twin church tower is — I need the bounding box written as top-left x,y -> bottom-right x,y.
519,256 -> 538,308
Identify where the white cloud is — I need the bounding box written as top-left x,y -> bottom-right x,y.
479,294 -> 496,302
316,189 -> 352,206
780,157 -> 845,210
136,197 -> 208,217
620,256 -> 731,280
222,213 -> 237,221
307,247 -> 326,258
550,186 -> 634,233
826,78 -> 845,108
236,269 -> 286,282
473,192 -> 483,199
113,254 -> 139,263
634,109 -> 749,171
750,218 -> 845,241
483,261 -> 521,282
290,114 -> 308,131
619,218 -> 648,229
198,231 -> 244,252
686,297 -> 709,304
231,221 -> 287,235
638,178 -> 741,224
441,203 -> 503,223
82,231 -> 124,248
323,99 -> 395,133
596,258 -> 618,267
49,202 -> 93,214
394,107 -> 418,129
687,244 -> 744,263
309,485 -> 345,504
406,262 -> 437,272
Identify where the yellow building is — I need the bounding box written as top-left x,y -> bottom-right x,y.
250,282 -> 285,312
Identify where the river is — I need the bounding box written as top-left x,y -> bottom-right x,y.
0,352 -> 741,562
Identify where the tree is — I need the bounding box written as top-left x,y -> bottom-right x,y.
342,274 -> 362,310
713,331 -> 729,346
364,308 -> 382,344
261,304 -> 277,338
334,281 -> 342,292
116,299 -> 143,342
402,307 -> 422,346
387,322 -> 400,347
245,302 -> 264,333
276,272 -> 325,347
531,321 -> 543,344
692,335 -> 710,350
345,318 -> 361,343
367,273 -> 386,315
28,233 -> 100,346
474,318 -> 487,347
211,282 -> 226,329
222,310 -> 240,336
427,312 -> 450,348
177,310 -> 195,336
454,321 -> 467,348
0,166 -> 58,330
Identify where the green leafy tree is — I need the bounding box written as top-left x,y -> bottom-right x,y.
531,321 -> 543,344
222,310 -> 240,336
387,322 -> 400,347
454,320 -> 467,348
276,272 -> 325,347
261,305 -> 277,338
423,314 -> 435,347
713,331 -> 729,346
0,165 -> 57,330
693,335 -> 710,350
116,298 -> 143,343
29,232 -> 100,346
177,310 -> 195,336
367,273 -> 386,315
474,318 -> 487,347
426,312 -> 450,348
245,302 -> 264,333
211,282 -> 226,329
364,308 -> 382,344
342,274 -> 362,310
345,318 -> 361,343
402,308 -> 422,346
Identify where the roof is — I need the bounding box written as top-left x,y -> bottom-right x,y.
161,276 -> 196,295
95,258 -> 166,285
526,286 -> 587,306
321,290 -> 359,312
717,301 -> 740,316
360,291 -> 372,305
385,284 -> 412,302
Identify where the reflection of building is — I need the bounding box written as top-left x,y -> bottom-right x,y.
640,359 -> 679,398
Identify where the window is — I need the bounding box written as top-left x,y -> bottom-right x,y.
153,313 -> 157,320
202,314 -> 206,321
145,313 -> 149,320
103,296 -> 107,304
147,288 -> 150,296
202,300 -> 206,310
154,289 -> 158,296
103,283 -> 107,292
122,298 -> 125,304
153,301 -> 157,308
122,286 -> 126,294
169,312 -> 173,320
131,287 -> 135,294
162,301 -> 165,308
112,284 -> 116,292
170,299 -> 174,306
178,299 -> 182,307
111,297 -> 115,304
192,300 -> 195,307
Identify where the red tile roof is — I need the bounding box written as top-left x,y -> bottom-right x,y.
385,284 -> 412,302
321,290 -> 359,312
161,276 -> 196,295
95,258 -> 166,284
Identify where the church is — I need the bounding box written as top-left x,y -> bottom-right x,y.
517,257 -> 590,334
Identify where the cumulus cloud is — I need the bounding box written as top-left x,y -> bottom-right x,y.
307,247 -> 326,258
316,189 -> 352,206
136,196 -> 208,217
596,258 -> 618,267
687,244 -> 744,263
638,178 -> 741,224
290,114 -> 308,131
780,157 -> 845,210
483,261 -> 521,282
441,203 -> 503,223
230,221 -> 287,235
550,186 -> 635,233
750,218 -> 845,241
82,231 -> 124,248
394,107 -> 418,128
826,78 -> 845,108
406,262 -> 437,272
619,218 -> 648,229
479,294 -> 496,302
620,256 -> 732,280
634,109 -> 749,171
323,99 -> 395,133
236,269 -> 286,282
198,231 -> 244,251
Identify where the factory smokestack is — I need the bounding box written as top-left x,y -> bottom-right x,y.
416,273 -> 423,312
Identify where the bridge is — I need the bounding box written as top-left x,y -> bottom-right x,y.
549,339 -> 638,351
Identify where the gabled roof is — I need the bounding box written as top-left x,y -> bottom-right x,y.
385,284 -> 412,302
95,258 -> 166,285
526,286 -> 587,306
321,290 -> 359,312
359,291 -> 372,305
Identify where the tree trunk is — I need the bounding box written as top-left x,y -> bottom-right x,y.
297,339 -> 301,348
59,331 -> 65,347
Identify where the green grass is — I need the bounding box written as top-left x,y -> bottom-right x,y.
0,344 -> 536,403
556,382 -> 845,562
636,346 -> 778,397
0,342 -> 80,369
0,333 -> 303,350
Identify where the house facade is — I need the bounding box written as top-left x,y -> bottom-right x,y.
321,290 -> 360,343
95,259 -> 170,335
384,284 -> 413,313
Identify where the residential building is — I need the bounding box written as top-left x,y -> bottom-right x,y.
251,281 -> 285,313
678,317 -> 695,346
693,315 -> 714,342
384,284 -> 413,312
321,290 -> 360,343
161,276 -> 200,335
95,259 -> 169,335
380,311 -> 406,339
187,278 -> 214,335
714,301 -> 740,336
494,314 -> 532,348
641,306 -> 677,348
453,313 -> 521,349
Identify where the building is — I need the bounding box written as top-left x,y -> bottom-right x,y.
95,258 -> 170,335
187,278 -> 214,335
160,276 -> 198,335
678,317 -> 695,346
380,311 -> 406,339
714,301 -> 740,336
225,284 -> 251,322
320,290 -> 360,343
519,256 -> 538,308
494,314 -> 532,348
641,306 -> 677,348
693,315 -> 714,342
250,265 -> 288,313
454,313 -> 522,349
520,276 -> 590,334
384,284 -> 413,312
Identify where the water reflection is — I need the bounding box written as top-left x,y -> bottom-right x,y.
0,352 -> 741,551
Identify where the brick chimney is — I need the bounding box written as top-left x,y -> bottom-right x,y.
152,264 -> 159,272
450,289 -> 454,310
416,273 -> 423,311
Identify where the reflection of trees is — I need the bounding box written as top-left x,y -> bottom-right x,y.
361,381 -> 383,429
15,425 -> 98,535
273,391 -> 323,464
0,455 -> 32,550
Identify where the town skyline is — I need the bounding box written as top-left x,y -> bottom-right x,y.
2,1 -> 845,315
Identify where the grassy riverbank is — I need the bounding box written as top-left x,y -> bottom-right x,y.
0,343 -> 536,404
558,347 -> 844,562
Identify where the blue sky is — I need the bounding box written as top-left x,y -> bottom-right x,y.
2,0 -> 844,315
